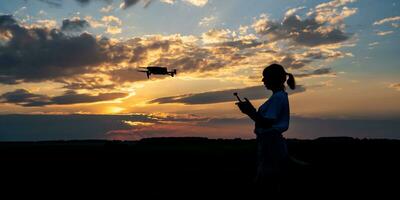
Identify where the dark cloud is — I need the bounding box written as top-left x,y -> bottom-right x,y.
295,68 -> 335,78
0,75 -> 21,85
0,10 -> 350,92
2,15 -> 236,87
147,43 -> 244,74
149,85 -> 306,105
57,77 -> 116,90
254,14 -> 351,46
121,0 -> 141,8
143,44 -> 210,73
51,90 -> 127,105
0,15 -> 17,26
109,67 -> 151,83
0,15 -> 119,84
61,18 -> 90,32
0,89 -> 128,107
215,39 -> 263,50
279,54 -> 312,69
38,0 -> 62,7
37,0 -> 150,9
129,39 -> 173,63
303,50 -> 347,60
0,89 -> 51,107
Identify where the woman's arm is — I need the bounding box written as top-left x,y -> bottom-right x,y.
236,98 -> 274,128
248,111 -> 274,128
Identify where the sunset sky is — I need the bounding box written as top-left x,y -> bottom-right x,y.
0,0 -> 399,141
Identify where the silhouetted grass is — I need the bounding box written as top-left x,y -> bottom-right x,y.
1,137 -> 399,196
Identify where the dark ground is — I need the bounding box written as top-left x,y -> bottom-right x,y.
1,137 -> 399,197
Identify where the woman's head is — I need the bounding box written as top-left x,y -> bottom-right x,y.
262,64 -> 296,90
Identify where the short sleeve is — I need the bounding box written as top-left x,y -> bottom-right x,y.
260,94 -> 283,119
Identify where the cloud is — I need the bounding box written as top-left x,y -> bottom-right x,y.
127,35 -> 236,74
253,0 -> 356,47
2,15 -> 247,88
215,39 -> 262,50
105,26 -> 122,34
149,85 -> 305,105
38,0 -> 62,7
57,76 -> 117,90
202,29 -> 233,44
38,0 -> 113,7
285,6 -> 306,17
238,25 -> 248,35
313,3 -> 357,24
388,83 -> 400,91
183,0 -> 208,7
84,16 -> 106,28
0,89 -> 128,107
368,42 -> 379,46
277,54 -> 312,69
145,38 -> 242,74
100,5 -> 114,13
376,30 -> 394,36
106,112 -> 214,140
61,18 -> 90,32
368,42 -> 379,49
160,0 -> 176,4
295,68 -> 336,78
120,0 -> 159,9
302,49 -> 350,60
37,0 -> 209,9
199,16 -> 216,27
102,16 -> 122,26
0,14 -> 16,26
373,16 -> 400,25
36,0 -> 151,9
33,19 -> 58,29
127,36 -> 176,65
315,0 -> 356,9
51,90 -> 128,105
0,15 -> 117,84
253,14 -> 350,47
0,89 -> 51,107
0,8 -> 353,95
102,15 -> 122,34
109,67 -> 151,83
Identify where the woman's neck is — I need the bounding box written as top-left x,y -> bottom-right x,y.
272,87 -> 284,94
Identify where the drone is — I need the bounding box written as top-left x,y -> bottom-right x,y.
137,66 -> 177,79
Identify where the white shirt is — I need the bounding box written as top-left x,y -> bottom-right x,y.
254,90 -> 290,135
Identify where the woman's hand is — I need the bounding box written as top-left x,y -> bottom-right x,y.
236,98 -> 256,116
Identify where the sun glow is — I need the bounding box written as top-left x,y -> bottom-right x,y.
106,106 -> 126,114
123,120 -> 155,126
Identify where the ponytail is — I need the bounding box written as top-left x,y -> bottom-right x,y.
286,73 -> 296,90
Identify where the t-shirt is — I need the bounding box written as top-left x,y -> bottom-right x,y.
254,90 -> 290,135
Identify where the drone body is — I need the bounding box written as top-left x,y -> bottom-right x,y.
137,66 -> 177,79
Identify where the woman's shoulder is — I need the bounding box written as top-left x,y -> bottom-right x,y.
272,90 -> 288,99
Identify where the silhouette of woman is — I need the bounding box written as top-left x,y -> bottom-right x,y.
236,63 -> 295,192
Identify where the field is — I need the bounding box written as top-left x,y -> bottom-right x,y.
1,137 -> 399,196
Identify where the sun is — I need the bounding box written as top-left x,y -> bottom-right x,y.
106,106 -> 126,114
